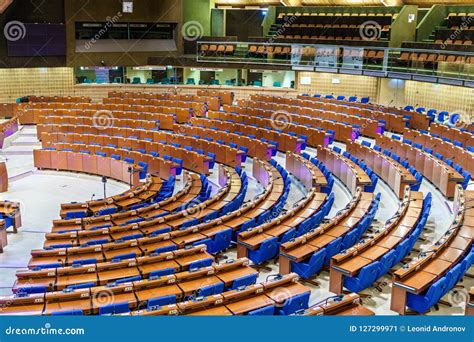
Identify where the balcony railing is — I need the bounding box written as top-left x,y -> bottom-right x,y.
196,41 -> 474,87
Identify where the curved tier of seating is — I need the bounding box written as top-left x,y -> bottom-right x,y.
174,124 -> 274,161
280,187 -> 377,280
402,127 -> 473,178
20,103 -> 177,128
237,152 -> 330,265
14,245 -> 212,293
430,123 -> 474,149
391,186 -> 474,315
240,95 -> 382,138
39,124 -> 245,170
297,94 -> 431,132
130,273 -> 311,316
329,187 -> 430,294
377,134 -> 465,198
41,173 -> 216,248
1,257 -> 261,315
346,140 -> 417,199
219,105 -> 346,144
298,293 -> 374,316
316,146 -> 372,194
28,159 -> 277,268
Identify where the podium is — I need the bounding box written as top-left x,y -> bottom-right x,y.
0,162 -> 7,192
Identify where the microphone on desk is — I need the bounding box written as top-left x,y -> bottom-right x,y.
91,194 -> 95,201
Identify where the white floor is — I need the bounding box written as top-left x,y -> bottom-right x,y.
0,127 -> 472,314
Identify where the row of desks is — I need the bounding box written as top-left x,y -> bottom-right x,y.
391,186 -> 474,315
132,273 -> 310,316
279,188 -> 373,275
430,123 -> 474,148
40,127 -> 244,170
403,127 -> 474,176
377,134 -> 464,198
50,172 -> 199,233
1,258 -> 257,315
240,97 -> 382,138
222,104 -> 351,144
316,146 -> 371,195
329,188 -> 424,294
16,245 -> 212,291
31,160 -> 273,266
346,140 -> 416,199
301,293 -> 375,316
237,152 -> 328,259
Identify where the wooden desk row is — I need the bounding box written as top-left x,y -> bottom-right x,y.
34,149 -> 142,186
391,186 -> 474,315
237,152 -> 329,260
430,123 -> 474,149
174,124 -> 273,161
1,258 -> 257,315
316,146 -> 371,195
300,293 -> 374,316
329,187 -> 423,294
42,138 -> 211,176
30,160 -> 274,266
279,188 -> 373,276
50,172 -> 199,233
38,115 -> 161,132
0,200 -> 22,233
256,95 -> 402,133
16,245 -> 212,292
131,273 -> 310,316
27,96 -> 91,103
104,93 -> 220,113
239,97 -> 382,138
222,104 -> 348,144
40,127 -> 244,170
59,173 -> 161,219
18,103 -> 182,126
0,116 -> 19,148
346,140 -> 416,199
294,94 -> 430,131
43,170 -> 235,246
403,127 -> 474,176
377,134 -> 464,198
191,116 -> 319,155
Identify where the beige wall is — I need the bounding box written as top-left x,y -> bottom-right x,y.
405,81 -> 473,115
0,68 -> 74,102
297,72 -> 380,100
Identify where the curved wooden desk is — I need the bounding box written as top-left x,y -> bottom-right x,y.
316,146 -> 371,194
390,186 -> 474,315
346,140 -> 416,199
329,187 -> 423,294
377,134 -> 464,199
